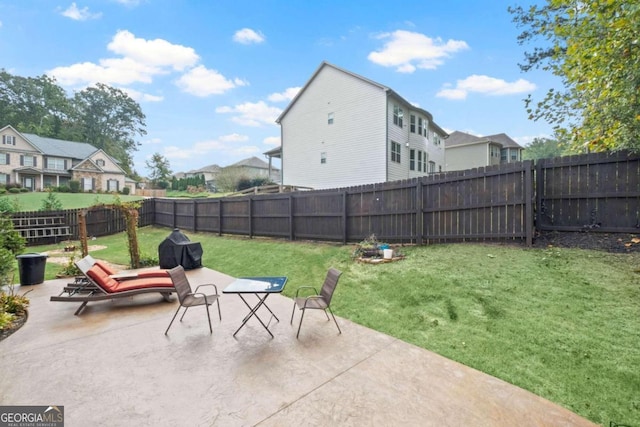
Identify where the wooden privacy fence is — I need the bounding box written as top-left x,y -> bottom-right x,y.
12,151 -> 640,247
153,160 -> 535,245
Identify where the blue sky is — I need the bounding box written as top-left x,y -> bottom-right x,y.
0,0 -> 556,176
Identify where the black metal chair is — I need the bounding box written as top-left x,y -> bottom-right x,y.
290,268 -> 342,338
165,266 -> 221,335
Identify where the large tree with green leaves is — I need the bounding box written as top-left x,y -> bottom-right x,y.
0,70 -> 73,139
72,83 -> 146,175
522,137 -> 570,160
510,1 -> 640,153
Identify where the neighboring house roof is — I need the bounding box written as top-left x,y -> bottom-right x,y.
446,131 -> 523,149
193,164 -> 221,173
22,133 -> 99,159
228,156 -> 279,171
276,61 -> 448,136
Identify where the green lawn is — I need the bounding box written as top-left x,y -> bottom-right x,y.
2,192 -> 144,211
27,227 -> 640,426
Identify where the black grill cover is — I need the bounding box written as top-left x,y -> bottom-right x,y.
158,228 -> 203,270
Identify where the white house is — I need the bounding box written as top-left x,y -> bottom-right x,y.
0,125 -> 129,193
274,61 -> 448,189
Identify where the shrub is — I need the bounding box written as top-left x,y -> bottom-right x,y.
58,185 -> 71,193
40,190 -> 63,211
156,180 -> 169,189
19,188 -> 29,193
69,180 -> 80,193
0,188 -> 6,195
121,186 -> 130,195
8,188 -> 20,194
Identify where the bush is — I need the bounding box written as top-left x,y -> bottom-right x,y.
69,180 -> 80,193
0,188 -> 6,195
8,188 -> 20,194
156,180 -> 169,189
121,186 -> 130,195
58,185 -> 71,193
19,188 -> 29,193
40,190 -> 63,211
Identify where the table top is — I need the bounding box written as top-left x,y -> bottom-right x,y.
223,276 -> 288,294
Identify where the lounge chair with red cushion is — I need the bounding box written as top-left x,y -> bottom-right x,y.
51,259 -> 175,315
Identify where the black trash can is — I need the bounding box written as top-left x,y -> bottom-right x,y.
16,253 -> 48,285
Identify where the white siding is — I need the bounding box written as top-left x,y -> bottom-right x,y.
282,66 -> 388,189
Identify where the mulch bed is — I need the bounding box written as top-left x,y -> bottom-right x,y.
0,311 -> 28,342
533,231 -> 640,253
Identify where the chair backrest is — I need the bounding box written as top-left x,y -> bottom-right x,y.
320,268 -> 342,306
167,266 -> 193,304
75,255 -> 96,275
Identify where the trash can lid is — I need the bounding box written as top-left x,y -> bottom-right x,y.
16,253 -> 48,259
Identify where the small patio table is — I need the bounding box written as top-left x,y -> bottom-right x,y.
223,276 -> 288,338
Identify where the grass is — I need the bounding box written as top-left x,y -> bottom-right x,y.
2,192 -> 144,211
28,227 -> 640,426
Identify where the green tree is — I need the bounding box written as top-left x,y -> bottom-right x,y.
510,1 -> 640,153
0,70 -> 73,138
522,137 -> 570,161
146,153 -> 172,187
40,189 -> 63,211
71,83 -> 146,175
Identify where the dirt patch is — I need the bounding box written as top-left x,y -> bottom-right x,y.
43,245 -> 108,265
533,231 -> 640,253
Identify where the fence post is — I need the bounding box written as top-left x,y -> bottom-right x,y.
289,194 -> 294,241
525,160 -> 534,247
218,199 -> 223,236
193,199 -> 198,232
342,191 -> 347,244
248,197 -> 253,238
416,179 -> 423,245
172,200 -> 177,229
535,159 -> 544,235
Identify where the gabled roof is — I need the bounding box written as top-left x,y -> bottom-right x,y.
22,133 -> 98,160
228,156 -> 279,170
446,131 -> 523,149
275,61 -> 448,136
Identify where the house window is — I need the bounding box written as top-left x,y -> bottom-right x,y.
423,122 -> 428,137
417,151 -> 422,172
433,134 -> 441,146
96,159 -> 106,167
0,174 -> 8,185
501,149 -> 507,161
2,135 -> 15,145
107,179 -> 119,192
420,151 -> 428,172
410,115 -> 416,133
428,161 -> 436,174
327,113 -> 334,125
391,141 -> 401,163
320,152 -> 327,164
511,149 -> 519,161
47,157 -> 66,170
0,153 -> 8,165
21,155 -> 36,167
82,178 -> 94,191
393,105 -> 403,128
418,118 -> 423,136
409,149 -> 415,170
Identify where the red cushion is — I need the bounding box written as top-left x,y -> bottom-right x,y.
86,265 -> 119,293
94,261 -> 117,275
110,277 -> 174,292
137,270 -> 170,278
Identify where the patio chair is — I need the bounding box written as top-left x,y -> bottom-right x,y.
51,262 -> 175,315
164,266 -> 222,335
290,268 -> 342,338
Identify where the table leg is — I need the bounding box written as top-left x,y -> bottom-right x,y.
233,294 -> 274,338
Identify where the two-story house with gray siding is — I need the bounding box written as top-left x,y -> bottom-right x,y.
0,125 -> 129,192
275,62 -> 448,190
445,131 -> 524,172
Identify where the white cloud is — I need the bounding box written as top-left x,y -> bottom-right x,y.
220,133 -> 249,142
368,30 -> 469,73
176,65 -> 247,96
268,87 -> 301,102
108,30 -> 199,71
216,101 -> 282,127
437,75 -> 537,100
114,0 -> 142,6
233,28 -> 265,44
263,136 -> 280,146
142,137 -> 162,145
161,133 -> 255,160
48,57 -> 162,86
61,3 -> 102,20
122,88 -> 164,102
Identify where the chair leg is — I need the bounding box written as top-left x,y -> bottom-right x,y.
165,306 -> 182,335
205,304 -> 212,334
180,306 -> 190,321
296,308 -> 306,339
216,298 -> 222,321
328,307 -> 341,334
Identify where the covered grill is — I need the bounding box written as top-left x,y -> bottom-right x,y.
158,228 -> 203,270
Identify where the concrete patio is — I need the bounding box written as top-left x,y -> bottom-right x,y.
0,267 -> 596,426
